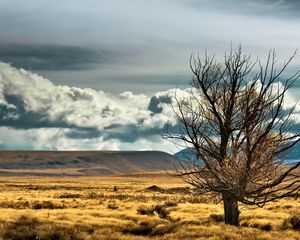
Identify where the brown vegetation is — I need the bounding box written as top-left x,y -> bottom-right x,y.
0,174 -> 298,239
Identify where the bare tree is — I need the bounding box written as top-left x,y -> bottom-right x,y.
164,48 -> 300,226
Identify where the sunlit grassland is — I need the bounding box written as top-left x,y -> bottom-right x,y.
0,173 -> 299,240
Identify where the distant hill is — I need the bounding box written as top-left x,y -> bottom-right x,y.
285,141 -> 300,160
174,147 -> 196,161
0,151 -> 178,176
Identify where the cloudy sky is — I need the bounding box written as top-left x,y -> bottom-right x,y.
0,0 -> 300,152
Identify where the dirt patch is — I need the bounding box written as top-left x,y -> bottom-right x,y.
144,185 -> 191,194
144,185 -> 167,193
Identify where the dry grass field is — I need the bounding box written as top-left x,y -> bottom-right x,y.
0,172 -> 299,240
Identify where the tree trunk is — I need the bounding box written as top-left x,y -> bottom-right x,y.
222,192 -> 239,226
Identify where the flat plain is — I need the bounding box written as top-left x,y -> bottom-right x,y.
0,172 -> 299,240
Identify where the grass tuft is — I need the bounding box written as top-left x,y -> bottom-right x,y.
123,221 -> 180,236
137,202 -> 174,220
290,215 -> 300,230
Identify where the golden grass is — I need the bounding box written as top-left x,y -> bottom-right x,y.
0,173 -> 298,239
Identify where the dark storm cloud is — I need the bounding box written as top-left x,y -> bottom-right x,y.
65,129 -> 102,139
0,45 -> 113,71
0,94 -> 62,129
148,95 -> 172,114
102,122 -> 182,143
102,124 -> 161,142
0,94 -> 82,130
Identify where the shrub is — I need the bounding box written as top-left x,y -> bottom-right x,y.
282,215 -> 300,230
56,192 -> 81,199
241,219 -> 274,231
0,200 -> 30,209
290,215 -> 300,230
137,206 -> 155,216
85,191 -> 98,199
124,221 -> 155,236
241,221 -> 249,227
210,214 -> 224,222
86,226 -> 95,234
260,223 -> 272,231
164,201 -> 178,207
282,218 -> 292,230
107,201 -> 119,210
31,200 -> 62,209
32,201 -> 43,209
137,204 -> 170,219
153,204 -> 170,219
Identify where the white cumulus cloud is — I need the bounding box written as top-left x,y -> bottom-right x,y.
0,62 -> 187,151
